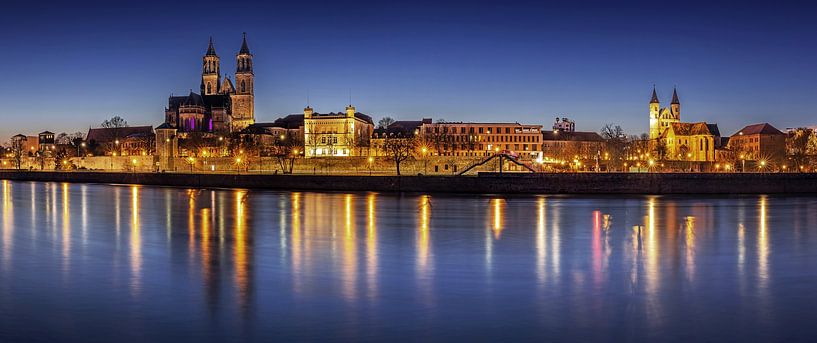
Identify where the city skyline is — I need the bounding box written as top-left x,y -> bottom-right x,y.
2,1 -> 816,139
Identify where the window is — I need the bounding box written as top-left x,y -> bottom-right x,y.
207,83 -> 212,94
241,80 -> 246,93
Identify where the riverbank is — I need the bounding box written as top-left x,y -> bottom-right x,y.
3,170 -> 817,194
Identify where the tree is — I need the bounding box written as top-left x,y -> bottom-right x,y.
101,116 -> 128,129
600,124 -> 627,171
383,135 -> 416,176
10,136 -> 25,169
377,117 -> 396,129
55,132 -> 70,145
787,128 -> 812,171
270,131 -> 303,174
69,132 -> 86,156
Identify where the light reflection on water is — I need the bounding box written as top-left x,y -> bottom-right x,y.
0,181 -> 816,341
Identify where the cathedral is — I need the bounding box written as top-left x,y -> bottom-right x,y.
164,34 -> 255,133
649,87 -> 721,162
648,86 -> 681,141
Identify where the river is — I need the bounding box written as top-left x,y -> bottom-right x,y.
0,180 -> 816,341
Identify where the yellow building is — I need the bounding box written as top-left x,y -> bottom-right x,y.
659,122 -> 719,161
649,87 -> 720,162
649,87 -> 680,141
303,104 -> 374,157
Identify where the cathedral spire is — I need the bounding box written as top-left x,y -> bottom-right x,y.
671,87 -> 680,104
239,32 -> 251,55
650,86 -> 659,104
206,37 -> 217,56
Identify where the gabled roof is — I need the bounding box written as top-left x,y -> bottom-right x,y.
663,122 -> 717,137
86,126 -> 154,143
155,122 -> 174,130
221,78 -> 235,93
388,120 -> 423,131
733,123 -> 784,136
273,114 -> 305,129
183,91 -> 204,106
706,123 -> 720,137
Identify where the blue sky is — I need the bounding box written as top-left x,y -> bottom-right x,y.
1,0 -> 815,139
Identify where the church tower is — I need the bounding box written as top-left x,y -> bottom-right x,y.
670,87 -> 681,119
231,32 -> 255,130
201,37 -> 221,96
649,87 -> 661,140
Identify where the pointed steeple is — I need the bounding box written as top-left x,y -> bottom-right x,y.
206,37 -> 217,56
239,32 -> 251,55
650,86 -> 659,104
671,87 -> 680,104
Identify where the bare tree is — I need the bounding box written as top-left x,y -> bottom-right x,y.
270,131 -> 303,174
101,116 -> 128,129
600,124 -> 627,171
383,135 -> 416,176
10,136 -> 25,169
377,117 -> 396,129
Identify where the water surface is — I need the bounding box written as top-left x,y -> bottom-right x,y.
1,180 -> 816,341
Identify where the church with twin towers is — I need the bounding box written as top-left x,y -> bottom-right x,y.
164,33 -> 255,133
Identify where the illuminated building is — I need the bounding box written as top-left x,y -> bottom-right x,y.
303,105 -> 374,157
728,123 -> 786,163
163,34 -> 255,133
649,87 -> 721,162
419,120 -> 543,159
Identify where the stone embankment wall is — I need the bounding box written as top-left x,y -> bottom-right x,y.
2,171 -> 817,194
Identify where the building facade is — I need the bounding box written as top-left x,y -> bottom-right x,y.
659,122 -> 720,161
303,105 -> 374,157
728,123 -> 786,163
164,34 -> 255,134
541,130 -> 605,163
419,120 -> 543,160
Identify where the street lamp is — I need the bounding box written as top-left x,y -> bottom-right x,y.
367,156 -> 374,176
421,146 -> 428,173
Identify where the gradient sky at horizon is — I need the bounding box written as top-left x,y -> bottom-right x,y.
1,0 -> 815,139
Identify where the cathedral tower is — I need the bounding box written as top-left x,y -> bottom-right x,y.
231,32 -> 255,130
201,37 -> 221,96
649,87 -> 661,140
670,87 -> 681,119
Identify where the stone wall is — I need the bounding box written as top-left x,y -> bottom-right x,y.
3,171 -> 817,194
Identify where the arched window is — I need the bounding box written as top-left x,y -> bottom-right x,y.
241,80 -> 246,93
207,83 -> 212,94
